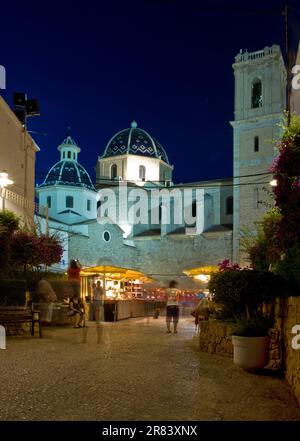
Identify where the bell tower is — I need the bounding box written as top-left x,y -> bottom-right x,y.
231,45 -> 286,264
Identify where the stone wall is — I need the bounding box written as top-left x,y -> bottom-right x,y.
199,319 -> 281,369
199,320 -> 234,358
274,297 -> 300,404
69,221 -> 232,286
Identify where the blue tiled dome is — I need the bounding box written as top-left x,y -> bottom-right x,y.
40,161 -> 95,190
101,121 -> 170,164
39,136 -> 95,190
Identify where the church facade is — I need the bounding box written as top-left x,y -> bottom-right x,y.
36,44 -> 287,286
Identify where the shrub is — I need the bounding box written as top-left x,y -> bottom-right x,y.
232,315 -> 273,337
0,278 -> 27,306
208,268 -> 285,320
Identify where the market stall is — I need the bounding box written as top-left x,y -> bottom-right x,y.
80,265 -> 153,321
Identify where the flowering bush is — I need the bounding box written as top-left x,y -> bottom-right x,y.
270,115 -> 300,249
11,232 -> 63,270
208,268 -> 285,320
218,259 -> 241,271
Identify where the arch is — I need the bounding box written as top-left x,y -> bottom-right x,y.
251,78 -> 262,108
111,164 -> 117,180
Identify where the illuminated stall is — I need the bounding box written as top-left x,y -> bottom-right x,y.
80,265 -> 153,321
182,265 -> 219,296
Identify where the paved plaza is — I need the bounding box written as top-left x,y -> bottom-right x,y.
1,316 -> 300,421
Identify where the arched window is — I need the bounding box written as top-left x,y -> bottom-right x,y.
159,203 -> 162,222
67,151 -> 71,159
139,165 -> 146,181
226,196 -> 233,215
252,79 -> 262,108
192,200 -> 197,218
254,136 -> 259,152
66,196 -> 74,208
111,164 -> 117,180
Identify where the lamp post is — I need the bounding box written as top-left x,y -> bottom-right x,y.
0,170 -> 14,211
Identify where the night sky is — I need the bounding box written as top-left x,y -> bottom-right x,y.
1,0 -> 299,185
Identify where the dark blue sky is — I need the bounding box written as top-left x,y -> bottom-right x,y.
1,0 -> 299,185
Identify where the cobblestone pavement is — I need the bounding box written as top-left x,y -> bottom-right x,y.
1,316 -> 300,421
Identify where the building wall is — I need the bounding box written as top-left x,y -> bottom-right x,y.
96,154 -> 173,184
0,96 -> 39,222
68,220 -> 232,285
37,186 -> 97,224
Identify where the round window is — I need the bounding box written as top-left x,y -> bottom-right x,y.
103,231 -> 111,242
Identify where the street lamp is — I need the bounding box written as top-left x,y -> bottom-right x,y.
0,170 -> 14,210
270,179 -> 277,187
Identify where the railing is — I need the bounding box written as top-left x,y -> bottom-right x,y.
235,46 -> 278,63
1,188 -> 35,212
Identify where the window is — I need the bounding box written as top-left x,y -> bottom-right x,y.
192,200 -> 197,218
87,199 -> 91,211
139,165 -> 146,181
254,136 -> 259,152
103,231 -> 111,242
67,151 -> 71,159
66,196 -> 74,208
73,152 -> 76,160
63,152 -> 65,159
226,196 -> 233,215
252,79 -> 262,108
46,196 -> 51,208
111,164 -> 117,180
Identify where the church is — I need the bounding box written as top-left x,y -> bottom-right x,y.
35,44 -> 286,287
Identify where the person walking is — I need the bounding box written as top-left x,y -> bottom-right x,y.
165,280 -> 181,334
93,280 -> 105,323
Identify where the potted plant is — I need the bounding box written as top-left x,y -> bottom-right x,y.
208,263 -> 285,372
231,315 -> 273,371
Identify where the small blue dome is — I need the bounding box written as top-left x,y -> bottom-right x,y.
39,135 -> 95,190
39,160 -> 95,190
101,121 -> 170,164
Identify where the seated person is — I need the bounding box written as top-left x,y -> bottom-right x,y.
69,294 -> 84,328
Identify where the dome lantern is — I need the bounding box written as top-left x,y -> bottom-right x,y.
38,135 -> 95,191
57,135 -> 81,162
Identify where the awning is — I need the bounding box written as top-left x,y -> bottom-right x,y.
183,265 -> 219,284
183,265 -> 219,277
80,265 -> 152,283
